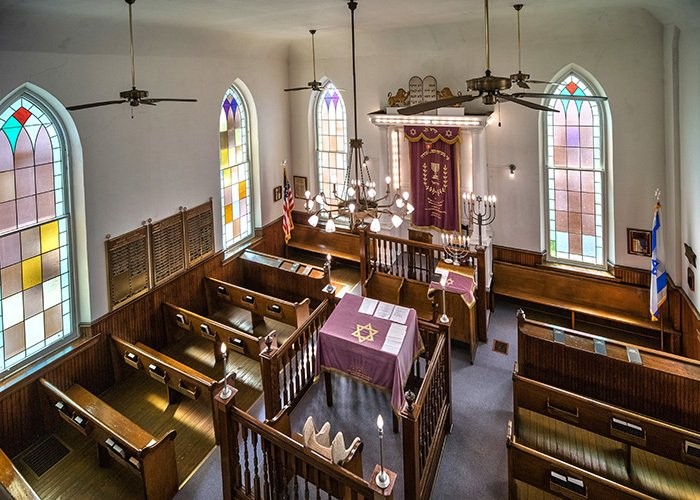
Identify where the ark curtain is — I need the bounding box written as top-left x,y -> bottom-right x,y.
405,126 -> 460,230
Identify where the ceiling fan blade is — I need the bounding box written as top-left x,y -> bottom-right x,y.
144,98 -> 198,103
66,99 -> 126,111
397,94 -> 476,115
499,93 -> 558,112
513,92 -> 607,102
284,86 -> 312,92
527,79 -> 558,85
516,80 -> 530,89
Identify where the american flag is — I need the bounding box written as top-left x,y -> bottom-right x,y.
282,163 -> 294,243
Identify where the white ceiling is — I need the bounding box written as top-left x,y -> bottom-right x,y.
4,0 -> 700,41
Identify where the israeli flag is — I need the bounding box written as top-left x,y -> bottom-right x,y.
650,205 -> 667,320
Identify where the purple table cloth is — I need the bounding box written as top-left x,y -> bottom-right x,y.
429,261 -> 476,304
317,293 -> 421,412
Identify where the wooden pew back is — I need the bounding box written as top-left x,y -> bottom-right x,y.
162,302 -> 264,361
517,312 -> 700,431
204,277 -> 310,329
39,378 -> 178,500
513,370 -> 700,468
286,223 -> 361,263
0,447 -> 39,500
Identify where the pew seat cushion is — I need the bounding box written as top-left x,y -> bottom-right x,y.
517,408 -> 629,484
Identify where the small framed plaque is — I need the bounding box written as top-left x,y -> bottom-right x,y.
293,176 -> 307,199
627,228 -> 651,257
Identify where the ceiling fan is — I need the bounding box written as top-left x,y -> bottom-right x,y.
284,29 -> 324,92
66,0 -> 197,112
510,4 -> 556,89
398,0 -> 607,116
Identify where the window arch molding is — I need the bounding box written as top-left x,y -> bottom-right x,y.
0,82 -> 88,374
540,63 -> 613,268
219,79 -> 260,251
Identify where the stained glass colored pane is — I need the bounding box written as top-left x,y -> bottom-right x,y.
544,73 -> 605,267
0,92 -> 73,374
316,83 -> 348,200
219,86 -> 253,249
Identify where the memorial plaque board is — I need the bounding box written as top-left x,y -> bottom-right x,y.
185,199 -> 215,267
106,226 -> 150,310
150,212 -> 186,286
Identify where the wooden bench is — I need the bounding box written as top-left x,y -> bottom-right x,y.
39,378 -> 178,500
509,367 -> 700,499
162,302 -> 272,362
286,223 -> 361,263
204,277 -> 311,329
110,335 -> 225,443
494,261 -> 681,352
517,310 -> 700,432
0,447 -> 39,500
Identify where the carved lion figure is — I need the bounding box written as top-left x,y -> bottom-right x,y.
387,88 -> 410,107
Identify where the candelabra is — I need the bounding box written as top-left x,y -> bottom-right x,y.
303,0 -> 413,234
463,192 -> 497,246
440,232 -> 470,266
219,343 -> 233,400
375,414 -> 390,488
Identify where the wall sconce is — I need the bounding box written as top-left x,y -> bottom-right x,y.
509,164 -> 516,178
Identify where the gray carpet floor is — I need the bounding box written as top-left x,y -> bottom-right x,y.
176,299 -> 520,499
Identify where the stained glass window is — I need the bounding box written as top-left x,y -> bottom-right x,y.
219,86 -> 253,249
543,73 -> 606,267
315,83 -> 347,199
0,93 -> 73,373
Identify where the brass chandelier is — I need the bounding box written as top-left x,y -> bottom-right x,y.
303,0 -> 413,233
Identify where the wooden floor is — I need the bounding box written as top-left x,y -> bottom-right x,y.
14,334 -> 263,500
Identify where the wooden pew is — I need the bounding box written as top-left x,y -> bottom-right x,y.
495,261 -> 681,352
236,249 -> 329,308
39,378 -> 178,500
0,447 -> 39,500
286,222 -> 361,263
204,276 -> 311,329
510,368 -> 700,499
110,335 -> 224,443
517,310 -> 700,432
162,302 -> 269,362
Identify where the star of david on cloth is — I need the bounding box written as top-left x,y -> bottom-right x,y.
409,128 -> 417,136
352,323 -> 378,344
445,130 -> 453,138
446,277 -> 455,286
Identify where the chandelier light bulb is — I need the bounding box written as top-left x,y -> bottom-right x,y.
370,218 -> 381,233
325,218 -> 336,233
305,190 -> 311,199
406,202 -> 414,214
308,214 -> 319,227
402,191 -> 409,200
348,202 -> 356,213
385,176 -> 391,185
315,194 -> 324,204
391,214 -> 403,228
462,192 -> 468,200
396,198 -> 404,208
306,199 -> 315,210
367,187 -> 377,199
348,186 -> 356,197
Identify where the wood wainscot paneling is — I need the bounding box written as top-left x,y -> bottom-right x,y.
493,245 -> 545,267
680,288 -> 700,360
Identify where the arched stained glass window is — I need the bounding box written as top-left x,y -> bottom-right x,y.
315,83 -> 347,199
543,73 -> 606,267
0,93 -> 73,373
220,85 -> 253,249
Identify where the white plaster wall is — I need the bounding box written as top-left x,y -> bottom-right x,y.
679,28 -> 700,309
288,7 -> 667,267
0,18 -> 291,320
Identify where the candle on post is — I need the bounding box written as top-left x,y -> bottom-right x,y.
439,274 -> 449,324
219,342 -> 233,399
375,414 -> 390,488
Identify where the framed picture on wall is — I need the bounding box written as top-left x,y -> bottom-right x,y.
627,228 -> 652,257
273,186 -> 282,201
293,176 -> 307,199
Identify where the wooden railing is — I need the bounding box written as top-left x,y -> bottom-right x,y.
517,310 -> 700,431
401,321 -> 452,500
39,378 -> 178,500
259,299 -> 333,419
